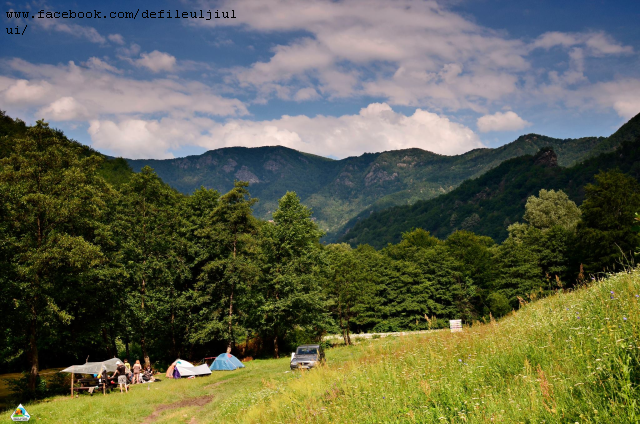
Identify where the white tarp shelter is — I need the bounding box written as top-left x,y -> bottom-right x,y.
60,358 -> 122,374
176,364 -> 212,377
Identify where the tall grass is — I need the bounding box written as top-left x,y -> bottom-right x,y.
238,269 -> 640,423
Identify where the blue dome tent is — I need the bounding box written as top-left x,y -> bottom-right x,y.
210,353 -> 245,371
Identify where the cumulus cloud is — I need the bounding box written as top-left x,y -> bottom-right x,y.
87,103 -> 484,159
38,96 -> 90,121
83,57 -> 121,74
188,0 -> 638,118
31,16 -> 106,43
294,87 -> 320,101
88,120 -> 176,159
529,31 -> 638,119
477,111 -> 532,132
0,78 -> 51,104
134,51 -> 177,73
108,34 -> 125,45
531,31 -> 633,56
0,58 -> 247,120
200,0 -> 529,109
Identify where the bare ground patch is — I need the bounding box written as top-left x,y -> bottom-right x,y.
141,395 -> 215,424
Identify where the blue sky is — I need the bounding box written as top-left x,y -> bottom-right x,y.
2,0 -> 639,159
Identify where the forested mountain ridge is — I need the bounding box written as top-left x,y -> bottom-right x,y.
0,111 -> 135,186
126,127 -> 621,238
339,120 -> 640,248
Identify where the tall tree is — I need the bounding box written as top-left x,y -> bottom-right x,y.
117,166 -> 187,367
257,192 -> 328,357
326,244 -> 375,345
577,170 -> 640,273
192,181 -> 260,354
0,121 -> 111,391
175,187 -> 220,359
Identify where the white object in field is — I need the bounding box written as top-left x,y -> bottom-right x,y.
291,352 -> 295,361
450,319 -> 462,332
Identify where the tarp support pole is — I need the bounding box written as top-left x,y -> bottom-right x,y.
71,372 -> 74,398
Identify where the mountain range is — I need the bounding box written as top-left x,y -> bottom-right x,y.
3,110 -> 638,245
126,116 -> 638,240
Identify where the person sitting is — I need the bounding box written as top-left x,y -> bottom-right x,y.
142,365 -> 155,390
111,361 -> 128,393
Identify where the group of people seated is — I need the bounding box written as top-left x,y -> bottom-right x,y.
103,359 -> 156,393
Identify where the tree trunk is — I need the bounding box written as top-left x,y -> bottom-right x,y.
141,337 -> 150,368
140,276 -> 150,367
110,329 -> 117,358
345,307 -> 352,346
170,291 -> 177,359
226,287 -> 234,354
101,328 -> 111,356
338,302 -> 348,345
226,239 -> 236,354
125,337 -> 130,360
28,303 -> 39,392
274,334 -> 279,359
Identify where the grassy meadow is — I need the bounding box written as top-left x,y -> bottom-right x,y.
4,268 -> 640,423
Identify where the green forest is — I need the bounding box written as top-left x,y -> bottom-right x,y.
341,114 -> 640,247
1,112 -> 640,402
125,123 -> 624,241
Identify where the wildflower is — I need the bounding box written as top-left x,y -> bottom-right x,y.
624,317 -> 627,321
459,359 -> 462,362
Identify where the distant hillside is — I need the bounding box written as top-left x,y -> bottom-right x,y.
0,111 -> 134,186
339,133 -> 640,248
126,117 -> 634,237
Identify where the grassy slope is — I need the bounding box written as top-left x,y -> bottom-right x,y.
9,268 -> 640,423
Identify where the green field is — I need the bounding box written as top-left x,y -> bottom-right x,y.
4,268 -> 640,423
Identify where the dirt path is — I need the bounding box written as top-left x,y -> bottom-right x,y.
141,380 -> 227,424
141,395 -> 216,424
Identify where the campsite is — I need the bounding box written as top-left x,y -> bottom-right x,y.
3,267 -> 640,422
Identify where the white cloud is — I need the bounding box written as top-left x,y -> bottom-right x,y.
83,57 -> 121,74
88,103 -> 484,159
108,34 -> 125,45
118,43 -> 141,57
38,96 -> 89,121
88,120 -> 175,159
134,51 -> 177,73
32,17 -> 106,43
199,0 -> 530,109
529,31 -> 639,119
0,59 -> 247,120
0,78 -> 51,104
294,87 -> 320,101
573,79 -> 640,120
531,31 -> 633,56
189,0 -> 638,119
477,111 -> 532,132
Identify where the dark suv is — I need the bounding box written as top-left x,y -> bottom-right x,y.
290,344 -> 324,370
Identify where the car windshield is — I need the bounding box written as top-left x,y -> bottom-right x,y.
296,347 -> 318,355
